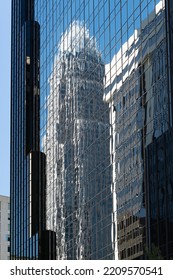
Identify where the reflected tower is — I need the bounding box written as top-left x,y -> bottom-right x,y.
45,22 -> 113,259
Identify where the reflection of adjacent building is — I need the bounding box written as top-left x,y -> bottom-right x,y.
145,1 -> 173,258
11,0 -> 173,260
45,22 -> 113,259
0,195 -> 10,260
104,1 -> 173,259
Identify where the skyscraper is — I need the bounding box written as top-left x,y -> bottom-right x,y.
11,0 -> 173,260
11,0 -> 56,260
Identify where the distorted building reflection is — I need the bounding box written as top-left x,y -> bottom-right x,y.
104,1 -> 173,259
45,22 -> 112,259
11,0 -> 173,260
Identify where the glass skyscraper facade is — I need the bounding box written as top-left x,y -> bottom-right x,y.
11,0 -> 56,259
11,0 -> 173,259
104,1 -> 172,259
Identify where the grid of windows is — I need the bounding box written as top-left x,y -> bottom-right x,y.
34,0 -> 172,259
11,0 -> 44,260
104,0 -> 170,259
35,0 -> 173,258
11,0 -> 173,259
34,9 -> 113,259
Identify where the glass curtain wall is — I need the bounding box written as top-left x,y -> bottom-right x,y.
11,0 -> 40,260
33,0 -> 173,259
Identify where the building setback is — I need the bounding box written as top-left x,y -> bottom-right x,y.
11,0 -> 173,259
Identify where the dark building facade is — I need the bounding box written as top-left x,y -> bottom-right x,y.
10,0 -> 56,259
146,127 -> 173,258
145,0 -> 173,259
11,0 -> 173,260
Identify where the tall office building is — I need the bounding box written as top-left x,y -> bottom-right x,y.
11,0 -> 173,259
11,0 -> 56,259
0,195 -> 10,260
